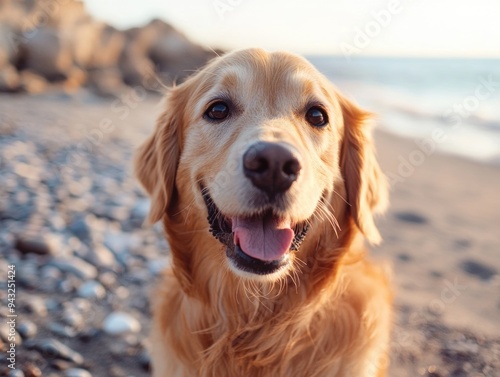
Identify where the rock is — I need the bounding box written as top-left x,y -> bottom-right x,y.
99,271 -> 117,288
128,268 -> 150,284
58,276 -> 82,294
104,232 -> 134,266
78,280 -> 106,299
148,22 -> 209,82
24,296 -> 48,317
21,27 -> 73,81
130,198 -> 150,226
109,340 -> 130,357
49,256 -> 98,280
119,31 -> 155,87
72,22 -> 125,70
0,22 -> 21,92
62,306 -> 85,329
18,320 -> 37,339
14,233 -> 60,255
23,364 -> 42,377
45,298 -> 60,312
102,311 -> 141,335
78,327 -> 100,343
0,63 -> 20,91
444,339 -> 479,357
148,258 -> 170,276
8,369 -> 25,377
108,365 -> 126,377
19,70 -> 48,94
71,298 -> 92,313
0,0 -> 213,96
87,67 -> 125,98
128,19 -> 211,84
0,22 -> 20,64
40,266 -> 63,281
51,359 -> 75,371
87,244 -> 118,270
17,262 -> 39,288
0,325 -> 21,345
40,265 -> 64,291
0,201 -> 33,221
26,338 -> 84,364
48,322 -> 78,338
64,368 -> 93,377
68,214 -> 93,242
138,348 -> 151,371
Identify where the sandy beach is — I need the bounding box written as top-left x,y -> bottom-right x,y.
374,130 -> 500,375
0,92 -> 499,376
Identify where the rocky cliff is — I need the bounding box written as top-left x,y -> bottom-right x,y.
0,0 -> 218,96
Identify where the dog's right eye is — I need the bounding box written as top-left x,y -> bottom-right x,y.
204,102 -> 230,121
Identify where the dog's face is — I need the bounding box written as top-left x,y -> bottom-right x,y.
136,49 -> 387,283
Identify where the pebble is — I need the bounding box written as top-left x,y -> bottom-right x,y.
78,327 -> 100,342
87,244 -> 118,270
39,265 -> 63,292
147,258 -> 170,276
51,359 -> 76,371
14,233 -> 61,255
78,280 -> 106,299
109,341 -> 130,357
68,214 -> 93,242
49,256 -> 98,280
58,276 -> 81,294
131,198 -> 150,222
62,306 -> 85,329
48,322 -> 78,338
104,232 -> 138,265
71,298 -> 92,313
102,311 -> 141,335
17,320 -> 38,339
48,212 -> 66,231
444,340 -> 479,356
99,271 -> 117,288
64,368 -> 93,377
1,202 -> 33,221
8,370 -> 25,377
40,265 -> 63,280
23,364 -> 42,377
138,348 -> 151,371
0,325 -> 21,344
24,296 -> 48,316
45,298 -> 60,312
17,262 -> 39,288
26,338 -> 84,364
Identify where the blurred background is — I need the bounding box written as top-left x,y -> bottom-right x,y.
0,1 -> 499,376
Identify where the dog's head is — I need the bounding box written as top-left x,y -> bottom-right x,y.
135,49 -> 387,284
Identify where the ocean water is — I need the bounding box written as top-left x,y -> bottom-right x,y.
308,56 -> 500,164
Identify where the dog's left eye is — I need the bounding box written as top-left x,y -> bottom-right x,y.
204,101 -> 230,121
305,107 -> 328,128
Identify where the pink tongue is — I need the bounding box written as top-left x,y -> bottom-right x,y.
232,215 -> 294,262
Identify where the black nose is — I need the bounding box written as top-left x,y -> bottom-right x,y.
243,142 -> 301,198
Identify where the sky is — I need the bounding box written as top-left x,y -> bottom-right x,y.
83,0 -> 500,58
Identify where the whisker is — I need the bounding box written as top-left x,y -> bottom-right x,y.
332,188 -> 351,207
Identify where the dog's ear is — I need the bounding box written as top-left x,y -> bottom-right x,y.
338,95 -> 388,245
134,88 -> 185,224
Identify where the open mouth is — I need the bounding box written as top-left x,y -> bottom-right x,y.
201,186 -> 309,276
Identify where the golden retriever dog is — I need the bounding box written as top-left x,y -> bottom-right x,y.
135,48 -> 391,377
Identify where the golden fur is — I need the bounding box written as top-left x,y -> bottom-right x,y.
135,49 -> 391,377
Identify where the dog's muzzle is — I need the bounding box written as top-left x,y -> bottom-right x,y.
201,187 -> 309,276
